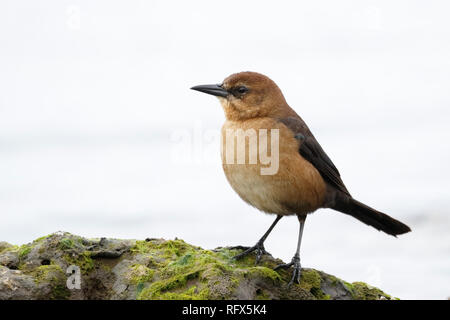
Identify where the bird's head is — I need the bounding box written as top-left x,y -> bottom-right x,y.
191,72 -> 291,121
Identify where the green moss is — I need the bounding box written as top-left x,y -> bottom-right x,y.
34,235 -> 50,243
177,252 -> 193,265
128,264 -> 155,285
156,286 -> 210,300
51,284 -> 71,300
59,238 -> 75,250
32,264 -> 71,300
347,281 -> 391,300
33,264 -> 63,283
18,245 -> 32,259
2,233 -> 396,300
230,250 -> 258,267
100,264 -> 112,272
131,240 -> 154,254
299,269 -> 321,289
139,270 -> 201,299
133,243 -> 292,300
137,247 -> 227,300
247,266 -> 281,283
298,269 -> 328,300
159,239 -> 191,257
327,274 -> 340,286
133,239 -> 199,260
1,245 -> 18,254
64,251 -> 95,274
255,288 -> 270,300
343,280 -> 353,291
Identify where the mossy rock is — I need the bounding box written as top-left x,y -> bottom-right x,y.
0,232 -> 394,300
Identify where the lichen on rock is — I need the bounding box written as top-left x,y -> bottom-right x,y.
0,232 -> 394,300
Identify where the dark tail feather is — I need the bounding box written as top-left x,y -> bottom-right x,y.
332,196 -> 411,236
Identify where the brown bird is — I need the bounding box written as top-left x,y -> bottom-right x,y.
191,71 -> 411,285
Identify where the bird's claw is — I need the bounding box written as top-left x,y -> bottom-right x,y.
274,255 -> 301,287
232,242 -> 268,264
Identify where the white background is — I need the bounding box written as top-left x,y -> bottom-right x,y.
1,0 -> 449,299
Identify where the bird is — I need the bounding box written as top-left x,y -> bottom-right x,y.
191,71 -> 411,286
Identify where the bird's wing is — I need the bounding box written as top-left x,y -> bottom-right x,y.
278,117 -> 350,196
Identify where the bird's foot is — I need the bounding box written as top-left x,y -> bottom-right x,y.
232,241 -> 268,264
274,255 -> 301,287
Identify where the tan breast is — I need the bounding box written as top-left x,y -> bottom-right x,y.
221,117 -> 326,216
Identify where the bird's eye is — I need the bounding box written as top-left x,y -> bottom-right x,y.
234,86 -> 248,96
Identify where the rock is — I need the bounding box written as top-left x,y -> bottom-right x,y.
0,242 -> 13,253
0,232 -> 394,300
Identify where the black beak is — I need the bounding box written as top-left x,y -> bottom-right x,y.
190,84 -> 229,98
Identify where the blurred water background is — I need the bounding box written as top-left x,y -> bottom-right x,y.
1,0 -> 449,299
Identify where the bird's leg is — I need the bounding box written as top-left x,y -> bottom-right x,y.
275,215 -> 306,286
232,215 -> 282,264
